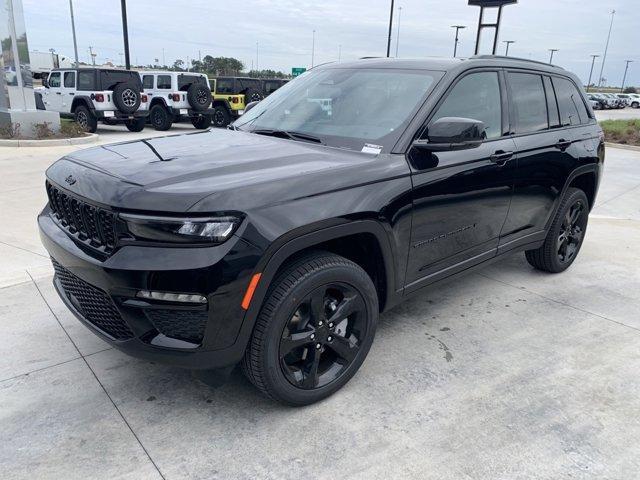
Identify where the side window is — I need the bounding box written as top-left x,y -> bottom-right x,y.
508,72 -> 548,134
77,71 -> 94,90
217,79 -> 234,94
157,75 -> 172,89
63,72 -> 75,88
48,72 -> 61,88
429,71 -> 502,140
142,75 -> 154,89
553,77 -> 589,126
543,76 -> 560,128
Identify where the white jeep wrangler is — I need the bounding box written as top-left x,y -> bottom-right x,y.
139,71 -> 213,130
36,68 -> 149,132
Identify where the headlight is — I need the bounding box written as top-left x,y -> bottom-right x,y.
120,213 -> 241,244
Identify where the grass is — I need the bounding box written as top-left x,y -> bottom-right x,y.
599,119 -> 640,146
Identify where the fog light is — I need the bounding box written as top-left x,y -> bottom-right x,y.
137,290 -> 207,304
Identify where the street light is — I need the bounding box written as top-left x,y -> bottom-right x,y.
548,48 -> 558,64
386,0 -> 395,57
502,40 -> 514,56
621,60 -> 634,93
598,9 -> 615,87
451,25 -> 466,58
68,0 -> 79,67
587,54 -> 600,92
120,0 -> 130,69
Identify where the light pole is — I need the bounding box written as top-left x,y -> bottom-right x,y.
68,0 -> 79,66
587,54 -> 599,92
503,40 -> 514,56
548,48 -> 558,64
311,30 -> 316,67
451,25 -> 466,58
386,0 -> 395,57
395,6 -> 402,57
256,41 -> 259,71
598,9 -> 615,87
621,60 -> 634,93
120,0 -> 130,69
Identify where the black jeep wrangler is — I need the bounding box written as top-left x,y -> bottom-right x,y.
39,57 -> 604,405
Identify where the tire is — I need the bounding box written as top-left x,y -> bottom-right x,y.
112,82 -> 141,114
150,104 -> 173,131
125,117 -> 146,132
525,187 -> 589,273
211,105 -> 231,128
187,83 -> 212,111
74,105 -> 97,133
190,115 -> 211,129
632,102 -> 640,109
242,252 -> 378,406
243,89 -> 263,104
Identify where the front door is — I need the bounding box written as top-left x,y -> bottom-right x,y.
42,71 -> 62,111
405,70 -> 515,291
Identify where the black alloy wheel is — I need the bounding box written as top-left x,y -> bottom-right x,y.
556,200 -> 586,265
211,106 -> 231,128
150,104 -> 172,131
279,283 -> 367,390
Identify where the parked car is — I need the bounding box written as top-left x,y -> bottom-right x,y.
140,71 -> 213,130
629,94 -> 640,109
602,93 -> 624,109
36,68 -> 149,132
588,95 -> 606,110
39,57 -> 604,405
590,93 -> 614,109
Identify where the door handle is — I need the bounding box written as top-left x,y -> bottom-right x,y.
489,150 -> 514,166
556,139 -> 572,150
55,92 -> 62,95
69,92 -> 74,95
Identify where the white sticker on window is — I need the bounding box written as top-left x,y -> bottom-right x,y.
361,143 -> 383,155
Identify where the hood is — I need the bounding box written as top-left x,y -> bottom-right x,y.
46,128 -> 407,213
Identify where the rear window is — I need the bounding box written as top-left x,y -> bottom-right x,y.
263,80 -> 283,95
237,78 -> 260,91
77,70 -> 95,90
177,75 -> 207,90
216,78 -> 234,94
553,77 -> 589,126
157,75 -> 172,89
142,75 -> 154,89
508,72 -> 548,134
99,70 -> 142,91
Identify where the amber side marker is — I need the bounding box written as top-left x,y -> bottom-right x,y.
241,273 -> 262,310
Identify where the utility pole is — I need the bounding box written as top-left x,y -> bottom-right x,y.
587,54 -> 599,92
395,6 -> 402,57
68,0 -> 79,66
198,50 -> 201,62
621,60 -> 634,93
311,30 -> 316,67
451,25 -> 466,58
120,0 -> 131,69
162,48 -> 165,67
548,48 -> 558,64
386,0 -> 394,57
256,41 -> 259,71
88,46 -> 96,65
598,9 -> 615,87
503,40 -> 514,56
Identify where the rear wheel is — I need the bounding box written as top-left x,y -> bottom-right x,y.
632,102 -> 639,109
525,187 -> 589,273
150,104 -> 172,131
242,252 -> 378,406
74,105 -> 97,133
211,105 -> 231,128
187,83 -> 212,111
125,117 -> 146,132
190,115 -> 211,129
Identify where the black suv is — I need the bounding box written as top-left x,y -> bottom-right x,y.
39,57 -> 604,405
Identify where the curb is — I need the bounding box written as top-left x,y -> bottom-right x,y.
0,133 -> 99,147
605,142 -> 640,152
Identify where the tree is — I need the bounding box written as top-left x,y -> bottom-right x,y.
172,59 -> 185,71
623,86 -> 637,94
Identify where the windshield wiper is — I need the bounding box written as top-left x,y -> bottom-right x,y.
252,129 -> 324,145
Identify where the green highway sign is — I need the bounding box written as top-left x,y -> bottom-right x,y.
291,67 -> 307,77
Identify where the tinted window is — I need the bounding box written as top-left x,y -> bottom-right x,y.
99,70 -> 142,90
553,77 -> 589,126
237,78 -> 260,91
216,79 -> 234,94
157,75 -> 172,89
264,80 -> 282,95
543,76 -> 560,128
48,72 -> 61,88
177,75 -> 207,89
508,73 -> 548,134
77,70 -> 95,90
142,75 -> 154,89
431,71 -> 502,139
63,71 -> 75,88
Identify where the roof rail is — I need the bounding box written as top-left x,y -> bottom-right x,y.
471,54 -> 565,70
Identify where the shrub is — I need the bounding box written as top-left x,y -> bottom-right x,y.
32,122 -> 55,139
0,122 -> 21,139
60,120 -> 86,138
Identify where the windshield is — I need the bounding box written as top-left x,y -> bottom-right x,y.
235,67 -> 441,152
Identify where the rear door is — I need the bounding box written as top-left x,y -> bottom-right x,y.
500,71 -> 597,252
405,69 -> 516,290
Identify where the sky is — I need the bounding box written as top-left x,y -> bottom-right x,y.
21,0 -> 640,87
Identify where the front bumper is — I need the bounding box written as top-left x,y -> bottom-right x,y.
38,209 -> 261,369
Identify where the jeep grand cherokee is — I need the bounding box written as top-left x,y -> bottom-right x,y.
39,56 -> 604,406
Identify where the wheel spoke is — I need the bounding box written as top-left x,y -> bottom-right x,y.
569,203 -> 583,226
327,333 -> 359,364
301,348 -> 321,388
280,329 -> 316,356
327,294 -> 363,323
309,289 -> 326,325
558,237 -> 568,259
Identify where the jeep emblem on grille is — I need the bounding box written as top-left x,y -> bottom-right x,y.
65,175 -> 76,185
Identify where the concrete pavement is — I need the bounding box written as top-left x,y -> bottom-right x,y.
1,125 -> 640,479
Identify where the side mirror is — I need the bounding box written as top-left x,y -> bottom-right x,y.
244,100 -> 260,113
42,77 -> 49,88
413,117 -> 486,151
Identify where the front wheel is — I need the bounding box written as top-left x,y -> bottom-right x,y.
211,106 -> 231,128
525,187 -> 589,273
74,105 -> 97,133
242,252 -> 378,406
150,104 -> 172,131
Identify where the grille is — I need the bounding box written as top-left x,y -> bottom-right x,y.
145,309 -> 208,344
52,260 -> 134,340
46,182 -> 116,254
